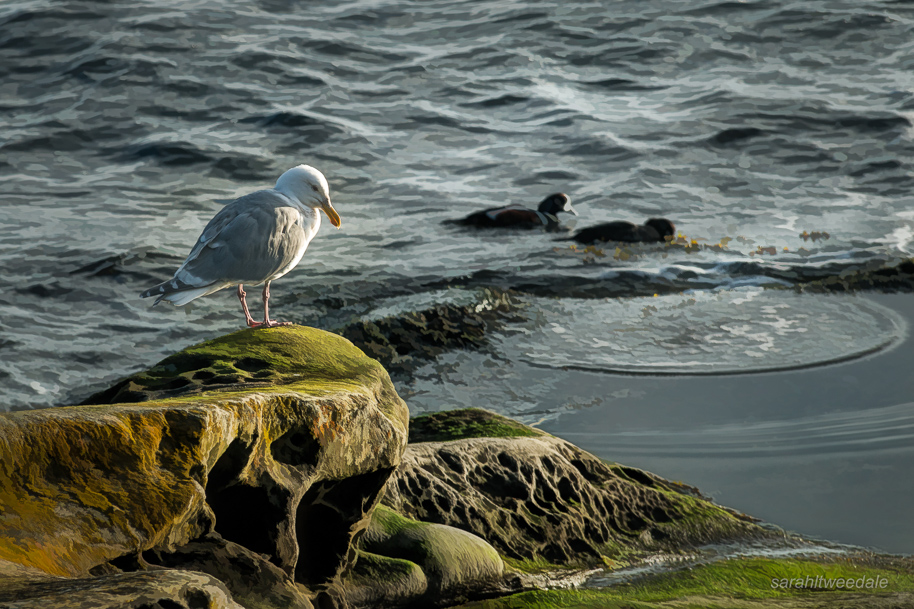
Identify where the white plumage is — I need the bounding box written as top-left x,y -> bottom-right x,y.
140,165 -> 341,327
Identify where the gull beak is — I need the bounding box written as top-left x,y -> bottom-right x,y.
566,203 -> 578,216
321,199 -> 342,228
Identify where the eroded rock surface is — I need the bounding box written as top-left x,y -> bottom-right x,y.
383,410 -> 765,570
0,569 -> 244,609
0,327 -> 409,608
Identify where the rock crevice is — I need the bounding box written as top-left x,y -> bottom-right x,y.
0,327 -> 409,608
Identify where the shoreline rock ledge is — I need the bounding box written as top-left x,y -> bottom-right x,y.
0,327 -> 771,609
0,327 -> 409,609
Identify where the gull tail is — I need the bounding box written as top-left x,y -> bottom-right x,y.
140,278 -> 224,306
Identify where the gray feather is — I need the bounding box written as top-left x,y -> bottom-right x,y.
140,189 -> 309,305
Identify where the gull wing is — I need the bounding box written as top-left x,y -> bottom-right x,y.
174,190 -> 307,286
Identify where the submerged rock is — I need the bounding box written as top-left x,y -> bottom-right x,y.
793,257 -> 914,293
0,327 -> 409,608
337,288 -> 522,378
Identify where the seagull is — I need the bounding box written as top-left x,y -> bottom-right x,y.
140,164 -> 341,328
447,193 -> 576,230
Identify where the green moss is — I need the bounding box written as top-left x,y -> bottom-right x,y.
408,408 -> 543,443
370,504 -> 416,538
348,549 -> 424,587
83,326 -> 389,405
622,557 -> 914,601
1,325 -> 409,577
455,557 -> 914,608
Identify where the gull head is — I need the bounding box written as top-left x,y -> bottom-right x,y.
275,164 -> 341,228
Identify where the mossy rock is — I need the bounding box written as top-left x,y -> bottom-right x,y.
384,434 -> 768,573
452,555 -> 914,608
408,408 -> 543,443
348,505 -> 505,607
0,325 -> 409,605
83,325 -> 390,404
344,550 -> 428,607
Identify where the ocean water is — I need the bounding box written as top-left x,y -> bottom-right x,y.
1,0 -> 913,552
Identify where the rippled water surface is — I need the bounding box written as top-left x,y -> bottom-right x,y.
2,0 -> 914,553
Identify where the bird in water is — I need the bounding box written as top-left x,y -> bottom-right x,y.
140,165 -> 341,328
564,218 -> 676,244
448,193 -> 577,229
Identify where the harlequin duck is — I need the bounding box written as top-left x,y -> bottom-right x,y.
449,193 -> 576,229
566,218 -> 676,244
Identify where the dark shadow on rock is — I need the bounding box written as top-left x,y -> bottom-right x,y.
143,533 -> 313,609
295,468 -> 394,589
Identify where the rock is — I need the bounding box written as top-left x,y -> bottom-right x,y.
793,257 -> 914,293
343,550 -> 428,607
141,533 -> 314,609
0,327 -> 409,608
383,409 -> 766,571
0,568 -> 244,609
337,288 -> 522,379
407,408 -> 542,444
344,505 -> 505,607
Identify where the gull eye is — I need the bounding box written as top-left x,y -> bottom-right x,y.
311,184 -> 319,192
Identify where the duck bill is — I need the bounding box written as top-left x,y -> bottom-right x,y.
566,204 -> 578,216
321,200 -> 342,228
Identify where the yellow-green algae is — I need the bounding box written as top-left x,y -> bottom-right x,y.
361,504 -> 504,593
454,556 -> 914,608
0,326 -> 408,578
391,414 -> 766,575
369,503 -> 505,571
408,408 -> 543,443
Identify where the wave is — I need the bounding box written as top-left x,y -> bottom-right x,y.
559,402 -> 914,459
124,142 -> 212,166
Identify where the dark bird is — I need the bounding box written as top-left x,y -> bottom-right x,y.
565,218 -> 676,244
140,165 -> 341,328
449,193 -> 576,229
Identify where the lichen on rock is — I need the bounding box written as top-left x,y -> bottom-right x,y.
383,410 -> 767,572
0,326 -> 409,608
408,408 -> 542,443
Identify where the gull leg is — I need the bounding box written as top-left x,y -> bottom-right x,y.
238,284 -> 262,328
262,281 -> 292,328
